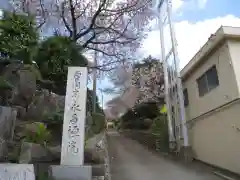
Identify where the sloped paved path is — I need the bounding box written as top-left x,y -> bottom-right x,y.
107,131 -> 221,180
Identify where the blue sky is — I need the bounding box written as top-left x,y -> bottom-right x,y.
97,0 -> 240,108
174,0 -> 240,22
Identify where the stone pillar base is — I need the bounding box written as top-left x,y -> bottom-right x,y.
179,146 -> 194,162
49,165 -> 92,180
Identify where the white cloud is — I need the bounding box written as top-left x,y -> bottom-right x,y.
141,15 -> 240,69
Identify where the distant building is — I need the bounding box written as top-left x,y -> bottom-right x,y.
181,26 -> 240,174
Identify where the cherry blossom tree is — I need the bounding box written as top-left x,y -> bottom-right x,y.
105,56 -> 165,118
103,62 -> 133,94
108,56 -> 165,103
131,56 -> 165,105
7,0 -> 155,71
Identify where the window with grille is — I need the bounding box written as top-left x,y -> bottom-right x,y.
197,65 -> 219,97
183,88 -> 189,106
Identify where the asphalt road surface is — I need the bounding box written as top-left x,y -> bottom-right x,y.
107,130 -> 222,180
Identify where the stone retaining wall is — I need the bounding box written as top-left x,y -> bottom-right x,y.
0,106 -> 17,160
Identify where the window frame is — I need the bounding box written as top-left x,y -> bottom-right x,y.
183,88 -> 189,107
206,65 -> 219,91
197,65 -> 219,97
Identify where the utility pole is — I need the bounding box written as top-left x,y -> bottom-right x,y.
101,92 -> 104,109
156,0 -> 191,154
98,88 -> 104,109
158,3 -> 176,150
166,0 -> 190,149
92,45 -> 97,114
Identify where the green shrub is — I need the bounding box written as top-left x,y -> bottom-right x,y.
24,122 -> 51,146
0,11 -> 39,64
151,115 -> 169,152
91,113 -> 105,134
0,76 -> 13,90
37,171 -> 51,180
84,113 -> 105,148
120,102 -> 160,130
114,120 -> 121,130
42,109 -> 64,141
43,108 -> 64,126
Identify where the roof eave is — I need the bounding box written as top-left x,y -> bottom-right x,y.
180,26 -> 240,81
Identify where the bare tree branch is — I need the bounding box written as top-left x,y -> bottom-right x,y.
90,59 -> 124,69
86,46 -> 124,59
60,2 -> 73,36
36,0 -> 46,29
69,0 -> 77,40
75,2 -> 92,19
83,10 -> 139,49
75,0 -> 107,40
82,30 -> 96,48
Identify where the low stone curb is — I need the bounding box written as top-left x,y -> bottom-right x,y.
103,131 -> 111,180
213,172 -> 237,180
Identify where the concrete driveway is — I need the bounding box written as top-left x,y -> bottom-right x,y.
107,131 -> 222,180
